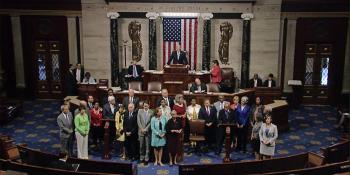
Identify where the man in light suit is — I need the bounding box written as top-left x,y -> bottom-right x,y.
137,101 -> 153,165
213,95 -> 229,118
167,43 -> 188,65
122,89 -> 140,110
57,105 -> 74,156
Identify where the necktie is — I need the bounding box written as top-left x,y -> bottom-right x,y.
177,51 -> 180,60
192,107 -> 197,120
143,111 -> 148,124
206,107 -> 210,116
164,97 -> 169,106
198,85 -> 201,92
220,103 -> 223,110
130,97 -> 133,103
133,65 -> 138,77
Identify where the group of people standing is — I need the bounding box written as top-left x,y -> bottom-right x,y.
57,87 -> 279,166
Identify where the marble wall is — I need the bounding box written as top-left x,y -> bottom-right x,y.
118,18 -> 149,70
211,19 -> 243,78
80,0 -> 284,87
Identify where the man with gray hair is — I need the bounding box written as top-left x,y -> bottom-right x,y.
235,96 -> 251,153
57,105 -> 74,156
103,96 -> 118,145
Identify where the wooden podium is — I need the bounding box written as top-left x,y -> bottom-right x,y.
218,123 -> 236,163
101,118 -> 114,159
164,64 -> 188,74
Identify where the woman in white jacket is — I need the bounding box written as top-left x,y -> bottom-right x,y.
259,114 -> 278,159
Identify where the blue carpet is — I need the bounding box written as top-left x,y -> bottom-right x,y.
0,100 -> 342,175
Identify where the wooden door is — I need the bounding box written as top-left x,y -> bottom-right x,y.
35,41 -> 64,98
294,18 -> 348,105
21,16 -> 69,99
302,44 -> 332,104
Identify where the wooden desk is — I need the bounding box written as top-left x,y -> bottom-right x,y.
252,87 -> 282,105
265,100 -> 289,131
97,89 -> 254,108
77,84 -> 98,99
142,70 -> 210,93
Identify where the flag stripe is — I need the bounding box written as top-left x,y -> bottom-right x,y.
162,18 -> 198,69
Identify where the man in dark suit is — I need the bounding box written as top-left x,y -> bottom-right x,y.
156,89 -> 174,109
216,102 -> 235,155
73,63 -> 84,83
199,99 -> 217,149
190,78 -> 207,93
127,60 -> 144,81
87,95 -> 94,110
103,96 -> 118,145
66,64 -> 77,96
263,73 -> 276,88
57,105 -> 74,156
122,89 -> 140,110
167,43 -> 188,65
123,103 -> 139,161
249,73 -> 263,88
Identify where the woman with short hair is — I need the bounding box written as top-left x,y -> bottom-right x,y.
259,114 -> 278,159
75,106 -> 90,159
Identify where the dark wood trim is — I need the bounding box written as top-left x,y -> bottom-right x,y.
282,3 -> 349,12
280,18 -> 287,90
75,16 -> 81,64
108,0 -> 255,3
0,0 -> 82,11
119,12 -> 147,18
0,15 -> 16,97
213,13 -> 242,19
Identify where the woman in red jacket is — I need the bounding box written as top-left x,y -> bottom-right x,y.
210,60 -> 222,84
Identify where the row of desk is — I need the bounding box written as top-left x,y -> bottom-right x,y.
75,84 -> 288,131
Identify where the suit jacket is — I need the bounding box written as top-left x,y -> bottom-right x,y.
87,102 -> 94,110
65,70 -> 77,95
218,109 -> 236,125
156,96 -> 175,109
259,123 -> 278,147
198,106 -> 217,124
190,83 -> 207,93
263,79 -> 276,87
235,104 -> 251,126
123,111 -> 138,136
103,103 -> 118,120
122,96 -> 140,109
137,109 -> 154,136
57,112 -> 73,138
128,65 -> 144,77
213,101 -> 229,118
249,78 -> 263,88
167,50 -> 188,65
73,68 -> 84,82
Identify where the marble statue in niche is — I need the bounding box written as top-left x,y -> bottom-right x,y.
218,22 -> 233,65
128,21 -> 142,62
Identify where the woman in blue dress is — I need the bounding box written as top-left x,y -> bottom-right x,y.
151,107 -> 167,166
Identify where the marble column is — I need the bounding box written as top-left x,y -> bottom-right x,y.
146,12 -> 159,70
283,18 -> 297,93
11,16 -> 25,88
201,13 -> 213,71
240,13 -> 253,88
67,16 -> 78,65
107,12 -> 120,87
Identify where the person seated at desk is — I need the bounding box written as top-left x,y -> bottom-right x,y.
167,43 -> 188,65
122,89 -> 140,109
263,73 -> 276,88
156,89 -> 175,109
210,60 -> 222,84
82,72 -> 96,84
127,60 -> 144,81
190,78 -> 207,93
249,73 -> 263,88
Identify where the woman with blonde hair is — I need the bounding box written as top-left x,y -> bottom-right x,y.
115,104 -> 126,159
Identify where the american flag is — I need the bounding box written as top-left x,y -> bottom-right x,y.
163,18 -> 198,70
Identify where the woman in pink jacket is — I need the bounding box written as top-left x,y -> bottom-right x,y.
210,60 -> 222,84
